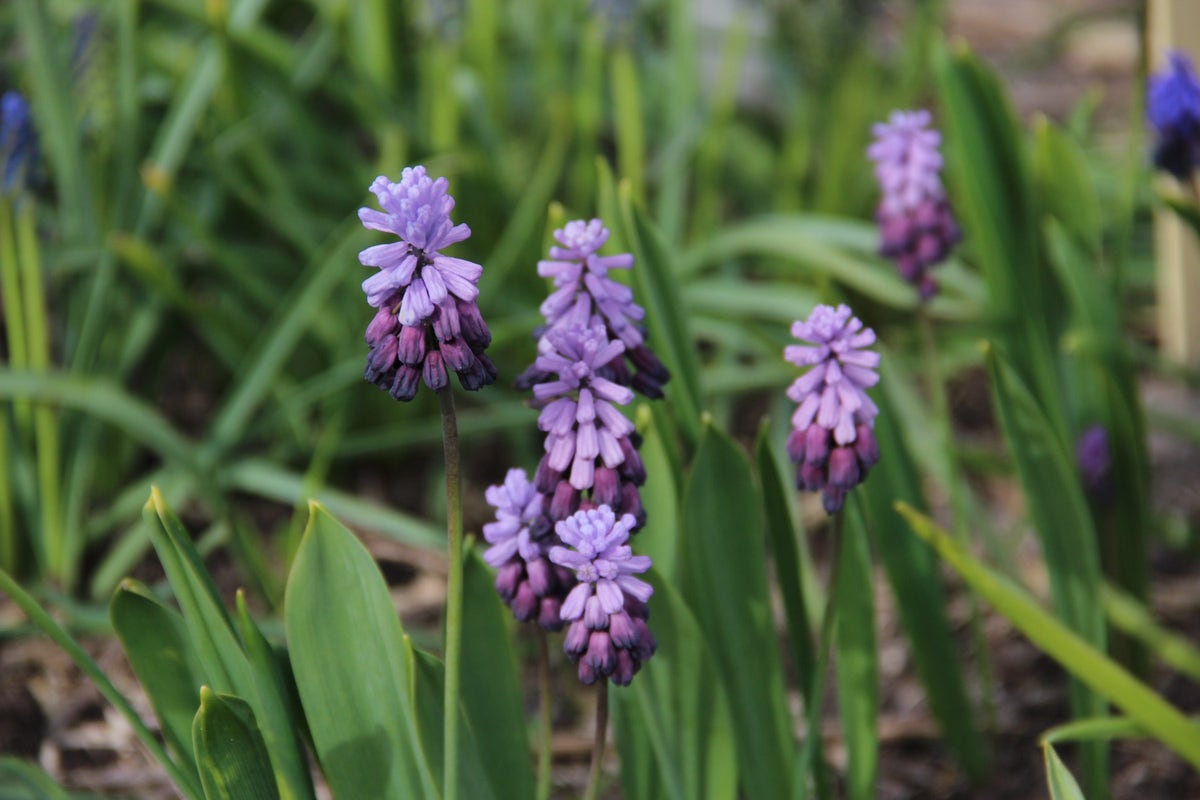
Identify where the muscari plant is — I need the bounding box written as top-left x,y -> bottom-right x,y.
2,7 -> 1200,800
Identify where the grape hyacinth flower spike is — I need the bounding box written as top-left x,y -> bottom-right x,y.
483,468 -> 575,630
549,506 -> 656,686
1,91 -> 37,197
868,109 -> 960,300
1076,425 -> 1113,500
358,166 -> 496,400
532,323 -> 647,528
785,304 -> 881,514
1148,50 -> 1200,181
517,218 -> 670,398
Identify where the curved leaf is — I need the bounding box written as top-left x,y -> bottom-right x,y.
193,688 -> 280,800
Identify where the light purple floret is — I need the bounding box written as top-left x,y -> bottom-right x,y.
358,167 -> 483,327
785,304 -> 880,445
550,506 -> 652,620
867,109 -> 947,217
482,468 -> 546,567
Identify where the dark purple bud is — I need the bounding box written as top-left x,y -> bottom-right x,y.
804,425 -> 829,467
585,631 -> 616,674
432,301 -> 461,340
618,436 -> 647,483
457,299 -> 491,349
1076,425 -> 1112,498
495,561 -> 523,600
786,427 -> 807,464
440,338 -> 473,372
593,466 -> 620,506
565,619 -> 590,656
512,582 -> 538,622
798,463 -> 825,492
389,365 -> 420,401
365,335 -> 398,382
398,325 -> 426,365
853,425 -> 881,468
821,486 -> 847,514
618,482 -> 646,529
577,660 -> 598,685
422,351 -> 448,391
550,480 -> 580,521
612,650 -> 637,686
526,556 -> 551,596
538,597 -> 564,631
828,446 -> 860,489
366,307 -> 398,342
608,611 -> 638,648
534,457 -> 560,494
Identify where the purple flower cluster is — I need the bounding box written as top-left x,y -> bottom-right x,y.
482,469 -> 574,630
1075,425 -> 1112,500
1148,50 -> 1200,180
532,324 -> 647,528
868,109 -> 960,300
785,304 -> 881,514
1,92 -> 36,197
516,219 -> 669,398
359,167 -> 496,401
549,506 -> 656,686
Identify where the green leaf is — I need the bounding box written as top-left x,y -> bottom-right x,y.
860,385 -> 988,779
1033,119 -> 1101,253
235,594 -> 316,800
897,504 -> 1200,770
409,646 -> 498,800
284,501 -> 438,800
193,688 -> 281,800
633,404 -> 681,583
1101,583 -> 1200,683
1043,744 -> 1088,800
0,756 -> 80,800
1042,716 -> 1148,746
143,490 -> 253,697
110,580 -> 203,775
614,570 -> 738,800
836,500 -> 878,800
755,425 -> 816,705
459,548 -> 535,800
680,421 -> 793,800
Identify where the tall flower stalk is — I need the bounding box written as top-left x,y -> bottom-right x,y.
357,166 -> 495,800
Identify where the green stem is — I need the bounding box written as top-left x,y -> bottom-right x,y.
17,201 -> 64,586
582,679 -> 609,800
440,386 -> 464,800
917,308 -> 996,732
0,199 -> 30,434
797,513 -> 842,800
536,629 -> 553,800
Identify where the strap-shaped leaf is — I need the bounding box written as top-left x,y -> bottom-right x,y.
193,689 -> 280,800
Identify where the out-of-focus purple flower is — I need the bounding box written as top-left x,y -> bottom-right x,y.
785,304 -> 881,514
358,167 -> 496,400
549,506 -> 655,686
1075,425 -> 1112,499
1,92 -> 37,197
483,468 -> 574,630
516,218 -> 670,398
1148,50 -> 1200,180
531,324 -> 647,528
868,109 -> 960,300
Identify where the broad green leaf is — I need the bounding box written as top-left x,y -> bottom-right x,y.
0,569 -> 203,800
1033,119 -> 1102,254
683,279 -> 821,325
755,425 -> 816,704
192,689 -> 280,800
0,756 -> 82,800
1043,744 -> 1088,800
460,548 -> 534,800
614,570 -> 738,800
284,502 -> 438,800
836,501 -> 878,800
235,594 -> 316,800
680,421 -> 793,800
860,385 -> 988,779
897,504 -> 1200,770
143,489 -> 253,697
110,580 -> 202,774
410,646 -> 498,800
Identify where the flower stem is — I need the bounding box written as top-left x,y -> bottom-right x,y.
582,679 -> 609,800
536,630 -> 554,800
798,512 -> 841,800
439,386 -> 464,800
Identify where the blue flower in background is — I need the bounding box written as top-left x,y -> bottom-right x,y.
1,91 -> 37,197
1075,425 -> 1112,499
1148,50 -> 1200,180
